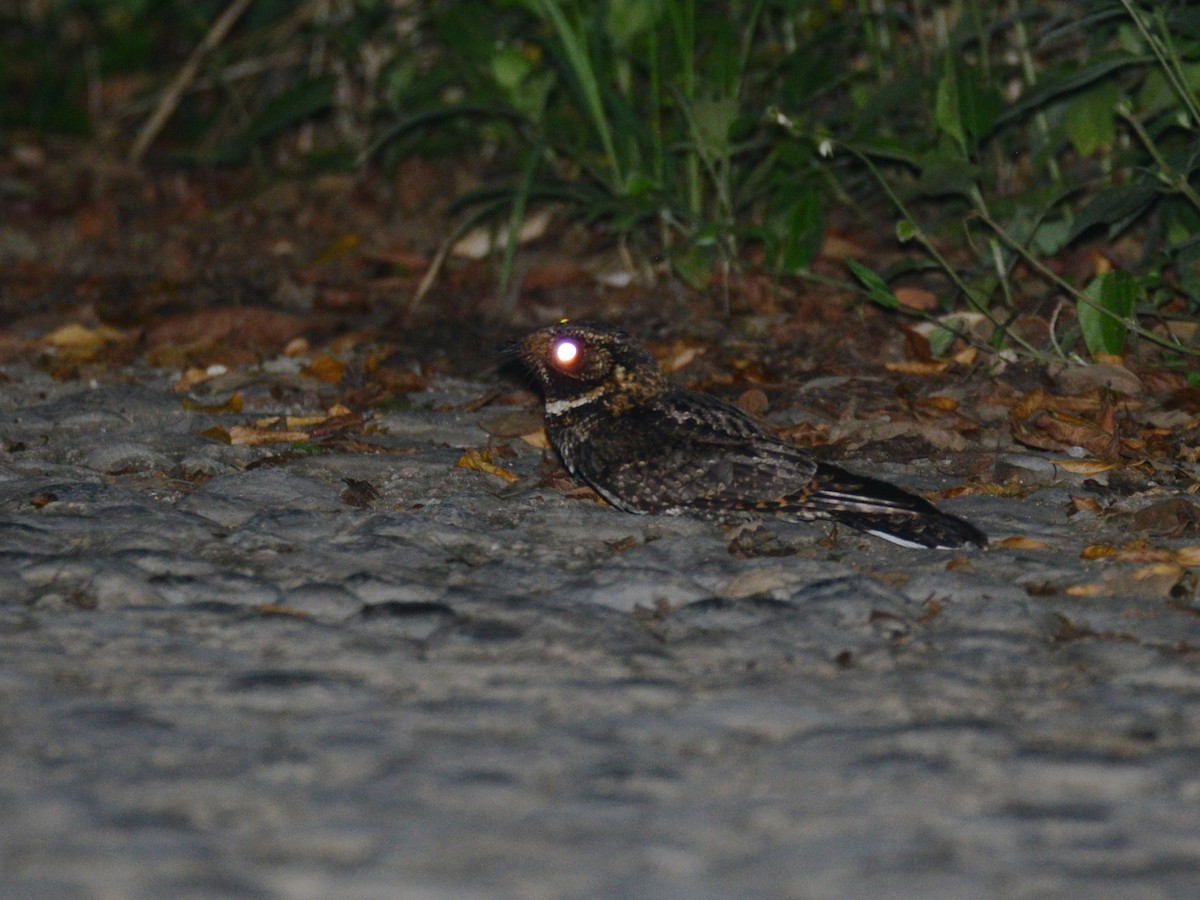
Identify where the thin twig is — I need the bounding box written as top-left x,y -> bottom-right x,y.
130,0 -> 256,162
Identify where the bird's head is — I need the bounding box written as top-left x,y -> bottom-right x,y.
509,321 -> 665,406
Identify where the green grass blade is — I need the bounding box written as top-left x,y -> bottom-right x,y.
533,0 -> 624,193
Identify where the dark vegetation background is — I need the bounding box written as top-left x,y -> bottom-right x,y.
3,0 -> 1200,373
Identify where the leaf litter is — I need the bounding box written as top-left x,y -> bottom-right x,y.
6,142 -> 1200,601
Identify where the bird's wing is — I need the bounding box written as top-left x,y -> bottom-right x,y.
575,389 -> 820,513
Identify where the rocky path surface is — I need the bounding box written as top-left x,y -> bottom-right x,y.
2,361 -> 1199,899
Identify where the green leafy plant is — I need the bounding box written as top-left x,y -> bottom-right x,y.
778,0 -> 1200,363
377,0 -> 841,293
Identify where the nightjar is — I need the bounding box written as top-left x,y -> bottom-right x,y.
510,321 -> 986,549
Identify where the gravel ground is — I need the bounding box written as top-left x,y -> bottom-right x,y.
2,361 -> 1199,899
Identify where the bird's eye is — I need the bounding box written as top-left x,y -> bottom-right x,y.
552,338 -> 580,367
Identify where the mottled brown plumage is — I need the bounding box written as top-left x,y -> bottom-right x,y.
511,321 -> 986,549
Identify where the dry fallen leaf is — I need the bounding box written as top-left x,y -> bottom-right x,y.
1082,541 -> 1175,563
1011,389 -> 1135,461
302,354 -> 347,384
228,424 -> 311,445
43,322 -> 123,349
1071,496 -> 1104,514
884,360 -> 949,376
519,429 -> 551,450
1133,562 -> 1183,580
201,425 -> 231,444
998,536 -> 1050,550
286,414 -> 332,428
1132,498 -> 1200,536
146,307 -> 308,367
312,232 -> 361,266
455,448 -> 520,483
894,286 -> 938,311
1052,459 -> 1116,476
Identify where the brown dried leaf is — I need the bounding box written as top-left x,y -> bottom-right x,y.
303,354 -> 347,384
286,414 -> 331,428
998,536 -> 1050,550
895,286 -> 939,311
201,425 -> 232,444
1175,546 -> 1200,567
1083,540 -> 1174,563
228,425 -> 311,445
884,359 -> 949,376
44,322 -> 124,350
1131,498 -> 1200,536
1053,459 -> 1116,476
902,328 -> 934,362
1011,391 -> 1132,461
146,307 -> 307,367
1053,363 -> 1142,396
919,396 -> 959,413
312,232 -> 361,266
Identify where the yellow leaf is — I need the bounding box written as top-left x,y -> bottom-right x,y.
998,536 -> 1050,550
201,425 -> 232,444
303,354 -> 347,384
924,396 -> 959,412
43,322 -> 122,349
1176,546 -> 1200,567
1133,563 -> 1183,580
884,360 -> 949,376
287,414 -> 331,428
455,448 -> 520,483
519,429 -> 551,449
174,367 -> 212,391
1082,544 -> 1117,559
313,232 -> 361,265
1066,583 -> 1106,597
1052,459 -> 1116,476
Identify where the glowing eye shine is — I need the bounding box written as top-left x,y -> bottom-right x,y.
554,339 -> 580,365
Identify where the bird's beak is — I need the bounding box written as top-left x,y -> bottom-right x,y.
496,337 -> 526,361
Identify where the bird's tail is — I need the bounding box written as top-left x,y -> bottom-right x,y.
801,463 -> 987,550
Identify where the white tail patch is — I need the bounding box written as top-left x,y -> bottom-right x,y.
865,529 -> 941,550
